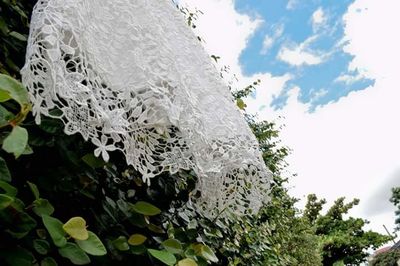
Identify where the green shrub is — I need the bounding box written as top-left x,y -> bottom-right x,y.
370,250 -> 400,266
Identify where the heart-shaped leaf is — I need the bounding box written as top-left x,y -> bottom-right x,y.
128,234 -> 147,246
63,217 -> 89,241
76,231 -> 107,256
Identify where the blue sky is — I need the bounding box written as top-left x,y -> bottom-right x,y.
234,0 -> 374,110
181,0 -> 400,236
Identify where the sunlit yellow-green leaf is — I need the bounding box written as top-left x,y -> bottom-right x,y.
62,217 -> 89,241
128,234 -> 147,246
177,258 -> 198,266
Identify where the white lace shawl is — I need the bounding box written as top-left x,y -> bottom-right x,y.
21,0 -> 271,217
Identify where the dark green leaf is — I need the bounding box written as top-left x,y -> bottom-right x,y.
58,243 -> 90,265
0,194 -> 13,209
33,239 -> 50,255
0,157 -> 11,182
131,201 -> 161,216
27,181 -> 40,199
148,249 -> 176,266
131,245 -> 147,255
0,180 -> 17,196
112,236 -> 130,251
41,257 -> 58,266
0,247 -> 34,266
82,153 -> 106,168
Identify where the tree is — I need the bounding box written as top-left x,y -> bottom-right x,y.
370,250 -> 400,266
390,187 -> 400,231
304,195 -> 392,265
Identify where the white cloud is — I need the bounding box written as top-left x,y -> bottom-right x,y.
180,0 -> 400,237
260,24 -> 284,55
334,72 -> 364,85
286,0 -> 298,10
311,7 -> 327,31
178,0 -> 261,75
277,36 -> 327,66
343,0 -> 400,80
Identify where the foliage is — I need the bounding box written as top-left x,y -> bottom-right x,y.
369,250 -> 400,266
304,194 -> 392,265
390,187 -> 400,231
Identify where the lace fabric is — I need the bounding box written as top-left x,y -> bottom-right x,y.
21,0 -> 271,217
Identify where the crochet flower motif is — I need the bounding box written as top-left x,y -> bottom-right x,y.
92,135 -> 117,162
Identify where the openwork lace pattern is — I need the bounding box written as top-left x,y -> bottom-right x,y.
21,0 -> 271,217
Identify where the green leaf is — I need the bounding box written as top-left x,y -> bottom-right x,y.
236,98 -> 247,110
128,233 -> 147,246
33,199 -> 55,217
76,231 -> 107,256
0,247 -> 34,266
192,244 -> 218,263
0,194 -> 14,209
2,126 -> 28,158
0,157 -> 11,182
162,239 -> 183,254
112,236 -> 130,251
0,104 -> 13,127
0,180 -> 17,196
33,239 -> 50,255
131,245 -> 147,255
42,215 -> 67,247
131,201 -> 161,216
178,258 -> 198,266
9,31 -> 27,41
3,210 -> 37,239
27,181 -> 40,199
0,74 -> 30,105
148,249 -> 177,266
82,153 -> 106,168
147,223 -> 165,234
41,257 -> 58,266
63,217 -> 89,240
0,89 -> 11,102
58,243 -> 90,265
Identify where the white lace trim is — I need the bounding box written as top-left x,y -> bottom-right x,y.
21,0 -> 271,217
